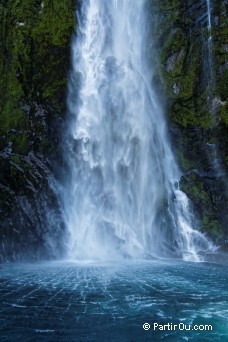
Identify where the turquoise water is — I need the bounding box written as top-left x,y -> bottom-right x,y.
0,260 -> 227,341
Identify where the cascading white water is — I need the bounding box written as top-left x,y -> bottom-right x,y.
62,0 -> 215,262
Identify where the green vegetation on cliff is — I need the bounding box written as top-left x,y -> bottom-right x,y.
148,0 -> 228,245
0,0 -> 76,153
0,0 -> 77,260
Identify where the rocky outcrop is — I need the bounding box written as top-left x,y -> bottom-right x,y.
147,0 -> 228,247
0,0 -> 76,261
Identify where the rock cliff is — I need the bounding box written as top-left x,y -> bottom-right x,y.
0,0 -> 227,261
147,0 -> 228,247
0,0 -> 76,261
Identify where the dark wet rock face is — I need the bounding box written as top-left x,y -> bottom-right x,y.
0,0 -> 76,261
147,0 -> 228,247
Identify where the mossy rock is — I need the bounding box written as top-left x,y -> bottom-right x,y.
216,70 -> 228,101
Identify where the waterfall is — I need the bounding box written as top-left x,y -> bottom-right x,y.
61,0 -> 215,262
206,0 -> 212,32
204,0 -> 228,184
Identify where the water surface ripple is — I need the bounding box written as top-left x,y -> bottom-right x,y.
0,260 -> 227,341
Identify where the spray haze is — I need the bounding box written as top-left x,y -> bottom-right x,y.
61,0 -> 216,261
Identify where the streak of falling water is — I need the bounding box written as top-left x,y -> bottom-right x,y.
204,0 -> 228,190
61,0 -> 216,261
207,0 -> 212,32
206,0 -> 214,92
